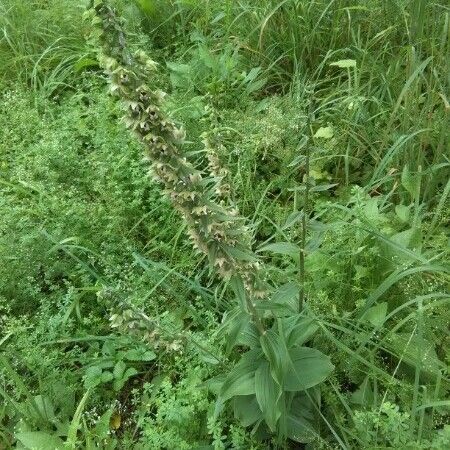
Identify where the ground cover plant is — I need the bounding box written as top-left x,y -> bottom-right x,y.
0,0 -> 449,448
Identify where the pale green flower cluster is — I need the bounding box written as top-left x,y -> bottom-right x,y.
85,0 -> 266,332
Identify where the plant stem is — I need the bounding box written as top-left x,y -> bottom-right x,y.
299,98 -> 313,312
247,296 -> 265,335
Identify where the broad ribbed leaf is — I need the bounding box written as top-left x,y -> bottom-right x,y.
33,395 -> 55,422
280,316 -> 318,347
237,322 -> 260,348
230,276 -> 247,309
260,329 -> 287,384
256,288 -> 298,315
136,0 -> 157,16
285,347 -> 334,391
270,282 -> 299,314
286,396 -> 316,443
255,361 -> 281,431
310,183 -> 338,192
220,350 -> 262,400
233,395 -> 262,427
15,432 -> 64,450
113,360 -> 126,380
281,211 -> 305,229
395,204 -> 411,223
217,307 -> 249,353
222,244 -> 257,262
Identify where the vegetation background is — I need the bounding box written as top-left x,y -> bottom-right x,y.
0,0 -> 448,448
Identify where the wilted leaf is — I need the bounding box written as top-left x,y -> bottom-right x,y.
110,412 -> 122,430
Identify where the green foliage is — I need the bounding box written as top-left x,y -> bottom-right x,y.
1,0 -> 449,448
218,327 -> 333,442
353,402 -> 450,449
166,42 -> 267,107
83,337 -> 156,391
0,0 -> 90,96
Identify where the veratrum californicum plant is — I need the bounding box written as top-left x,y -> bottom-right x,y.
84,0 -> 266,330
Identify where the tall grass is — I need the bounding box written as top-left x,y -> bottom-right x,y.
142,0 -> 448,188
0,0 -> 90,96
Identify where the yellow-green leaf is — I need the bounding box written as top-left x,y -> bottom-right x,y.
330,59 -> 356,68
314,126 -> 334,139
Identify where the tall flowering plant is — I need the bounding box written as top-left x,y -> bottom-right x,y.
85,1 -> 333,442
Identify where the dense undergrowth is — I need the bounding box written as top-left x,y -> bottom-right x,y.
0,0 -> 449,449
